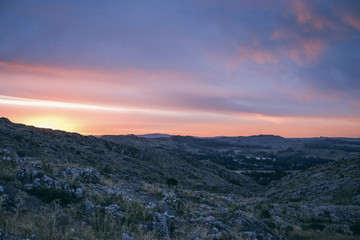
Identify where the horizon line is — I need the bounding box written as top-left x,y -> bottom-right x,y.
2,117 -> 359,140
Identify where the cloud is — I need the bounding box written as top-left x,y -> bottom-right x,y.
236,48 -> 280,64
233,37 -> 325,65
344,14 -> 360,31
291,0 -> 337,31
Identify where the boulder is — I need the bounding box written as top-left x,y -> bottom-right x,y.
120,233 -> 134,240
152,212 -> 173,239
13,167 -> 44,183
105,204 -> 124,218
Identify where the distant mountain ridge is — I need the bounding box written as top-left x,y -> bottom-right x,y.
109,132 -> 360,141
136,133 -> 172,138
102,132 -> 360,163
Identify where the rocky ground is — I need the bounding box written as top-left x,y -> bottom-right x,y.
0,117 -> 359,239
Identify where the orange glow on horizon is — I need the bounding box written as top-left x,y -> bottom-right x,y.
1,95 -> 359,138
24,115 -> 80,133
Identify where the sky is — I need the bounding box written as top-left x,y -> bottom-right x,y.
0,0 -> 360,137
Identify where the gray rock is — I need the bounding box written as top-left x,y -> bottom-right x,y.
13,167 -> 44,183
207,233 -> 221,240
81,169 -> 101,183
243,231 -> 257,237
13,167 -> 73,198
105,204 -> 124,218
233,215 -> 280,240
234,210 -> 243,217
208,227 -> 219,234
83,200 -> 100,214
32,175 -> 70,193
0,228 -> 29,240
153,212 -> 172,239
207,227 -> 221,240
146,201 -> 157,209
353,194 -> 360,203
62,168 -> 100,184
29,234 -> 37,240
189,230 -> 201,240
120,233 -> 134,240
204,216 -> 216,223
189,218 -> 198,223
22,184 -> 35,191
74,188 -> 83,199
200,216 -> 230,231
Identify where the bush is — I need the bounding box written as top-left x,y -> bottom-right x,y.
284,225 -> 294,234
264,220 -> 276,229
260,209 -> 271,218
166,178 -> 178,187
302,223 -> 325,231
0,161 -> 16,183
30,188 -> 72,205
351,221 -> 360,235
175,201 -> 185,216
17,151 -> 26,157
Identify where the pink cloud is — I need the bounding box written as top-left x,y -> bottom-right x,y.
234,35 -> 324,65
0,61 -> 197,86
0,61 -> 243,116
343,13 -> 360,31
236,48 -> 279,64
287,38 -> 325,63
291,0 -> 337,31
300,39 -> 324,59
271,30 -> 288,40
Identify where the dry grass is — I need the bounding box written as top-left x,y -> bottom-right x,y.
0,161 -> 16,182
0,189 -> 158,240
287,230 -> 359,240
0,204 -> 157,240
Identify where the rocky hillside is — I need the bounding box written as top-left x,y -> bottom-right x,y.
259,155 -> 360,238
102,134 -> 360,186
102,134 -> 360,169
0,118 -> 261,195
265,156 -> 360,204
0,117 -> 359,240
0,118 -> 275,240
102,134 -> 360,162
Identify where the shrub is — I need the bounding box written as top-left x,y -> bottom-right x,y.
260,209 -> 271,218
123,201 -> 152,224
264,220 -> 276,229
30,188 -> 72,205
174,201 -> 185,216
335,228 -> 344,234
0,161 -> 16,182
284,225 -> 294,234
166,178 -> 178,187
302,223 -> 325,231
351,221 -> 360,235
17,151 -> 26,157
101,166 -> 113,174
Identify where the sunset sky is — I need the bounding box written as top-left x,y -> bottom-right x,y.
1,0 -> 360,137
